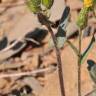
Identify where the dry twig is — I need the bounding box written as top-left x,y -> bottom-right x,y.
0,65 -> 56,78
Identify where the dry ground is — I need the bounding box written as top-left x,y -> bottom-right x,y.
0,0 -> 96,96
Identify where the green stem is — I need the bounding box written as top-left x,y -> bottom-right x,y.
78,28 -> 82,96
67,40 -> 79,57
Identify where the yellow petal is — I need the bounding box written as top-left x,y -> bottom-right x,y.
84,0 -> 93,7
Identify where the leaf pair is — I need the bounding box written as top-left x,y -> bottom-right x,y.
49,6 -> 70,48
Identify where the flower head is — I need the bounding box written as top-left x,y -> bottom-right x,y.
84,0 -> 93,8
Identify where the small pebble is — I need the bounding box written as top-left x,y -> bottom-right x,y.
21,52 -> 30,61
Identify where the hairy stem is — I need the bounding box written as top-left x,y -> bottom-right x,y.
37,13 -> 66,96
78,29 -> 82,96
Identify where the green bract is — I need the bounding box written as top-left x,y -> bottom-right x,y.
27,0 -> 41,14
76,7 -> 89,29
42,0 -> 54,9
94,0 -> 96,3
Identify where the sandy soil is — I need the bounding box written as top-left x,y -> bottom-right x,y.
0,0 -> 96,96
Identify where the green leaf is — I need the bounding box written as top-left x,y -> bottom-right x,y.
81,36 -> 95,64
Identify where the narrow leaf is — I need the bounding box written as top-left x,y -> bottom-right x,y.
81,36 -> 95,64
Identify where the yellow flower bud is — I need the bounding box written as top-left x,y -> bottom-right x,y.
84,0 -> 93,8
